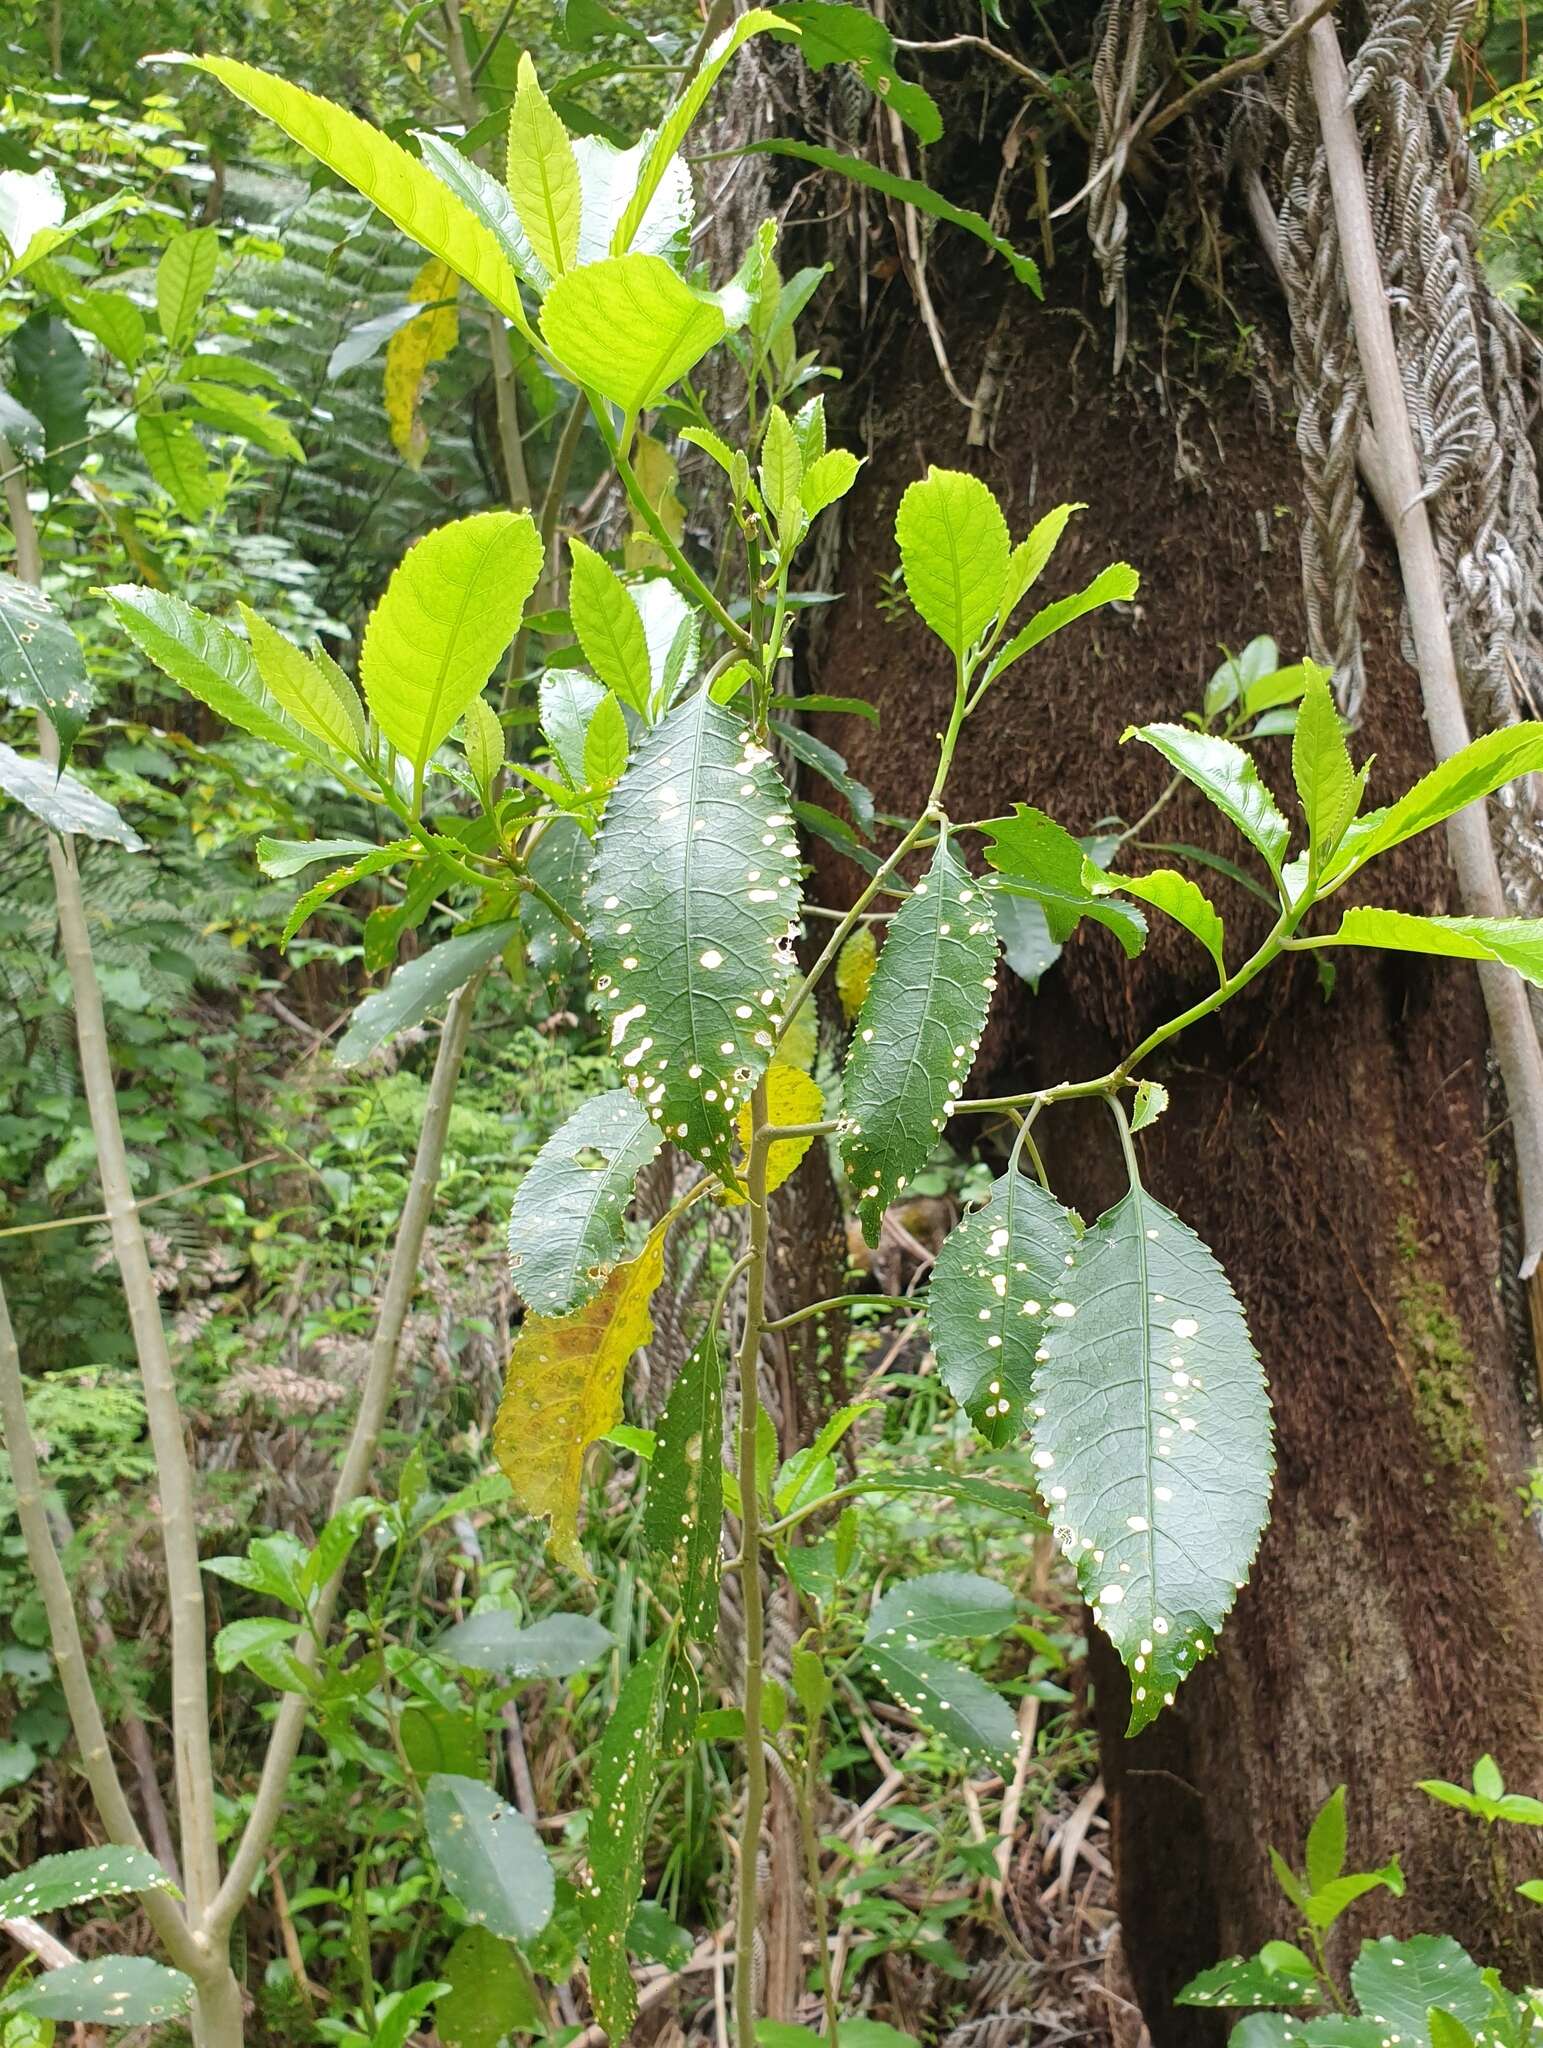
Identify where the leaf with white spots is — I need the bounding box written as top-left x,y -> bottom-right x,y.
929,1169 -> 1082,1446
1349,1938 -> 1492,2047
643,1325 -> 724,1639
867,1570 -> 1014,1642
860,1638 -> 1017,1769
494,1218 -> 668,1574
586,692 -> 801,1185
581,1639 -> 669,2041
0,1846 -> 178,1920
0,577 -> 93,760
1177,1955 -> 1321,2010
424,1773 -> 555,1943
507,1089 -> 661,1315
1031,1183 -> 1273,1733
12,1957 -> 194,2027
841,834 -> 997,1245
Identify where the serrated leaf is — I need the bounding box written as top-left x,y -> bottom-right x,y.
522,814 -> 590,979
573,135 -> 692,269
861,1637 -> 1016,1768
186,378 -> 306,461
568,540 -> 652,714
424,1773 -> 554,1942
980,805 -> 1146,956
895,467 -> 1009,657
842,835 -> 997,1244
580,1639 -> 669,2039
1126,722 -> 1291,876
930,1168 -> 1081,1445
439,1925 -> 544,2048
508,53 -> 582,278
1311,908 -> 1543,988
587,693 -> 800,1183
256,836 -> 378,879
541,254 -> 724,417
867,1570 -> 1014,1642
774,1 -> 941,140
361,511 -> 542,779
0,741 -> 143,850
802,446 -> 861,517
164,56 -> 526,324
772,721 -> 875,835
1177,1956 -> 1321,2010
463,696 -> 505,790
611,11 -> 783,255
1130,1079 -> 1169,1131
507,1088 -> 661,1313
1033,1183 -> 1273,1733
1350,1938 -> 1491,2045
1428,2013 -> 1477,2048
1096,865 -> 1225,980
1293,664 -> 1358,861
1306,1785 -> 1347,1893
0,577 -> 92,758
281,839 -> 418,948
984,561 -> 1140,685
494,1218 -> 667,1572
1000,502 -> 1085,618
385,256 -> 459,468
136,411 -> 218,519
155,226 -> 217,344
1336,723 -> 1543,875
433,1610 -> 612,1677
994,892 -> 1061,991
240,604 -> 366,758
335,919 -> 511,1065
14,1956 -> 194,2027
540,666 -> 607,786
760,404 -> 803,534
643,1325 -> 724,1637
0,1847 -> 177,1921
726,1060 -> 823,1203
584,691 -> 629,788
415,133 -> 549,295
633,579 -> 699,707
836,923 -> 877,1019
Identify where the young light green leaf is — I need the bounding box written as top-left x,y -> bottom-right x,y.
1304,1861 -> 1405,1931
136,411 -> 218,519
580,1639 -> 669,2039
1033,1183 -> 1274,1733
540,667 -> 607,786
895,467 -> 1009,657
999,502 -> 1085,619
360,511 -> 542,778
183,380 -> 306,462
929,1168 -> 1081,1445
802,446 -> 861,518
643,1325 -> 724,1638
1125,723 -> 1292,876
507,1088 -> 661,1313
1093,866 -> 1225,982
738,139 -> 1042,293
540,254 -> 725,417
280,839 -> 418,948
1292,664 -> 1359,862
0,1847 -> 178,1921
240,605 -> 366,758
984,562 -> 1140,685
0,576 -> 92,758
633,581 -> 699,708
760,404 -> 803,535
1244,660 -> 1317,717
107,586 -> 337,770
1177,1955 -> 1321,2010
861,1637 -> 1017,1768
0,741 -> 144,850
160,56 -> 526,324
568,539 -> 653,715
155,226 -> 218,345
867,1570 -> 1014,1642
1332,722 -> 1543,875
1349,1939 -> 1490,2045
335,919 -> 513,1065
842,835 -> 997,1244
1130,1079 -> 1169,1132
611,11 -> 784,256
1305,1785 -> 1348,1894
508,53 -> 582,278
586,692 -> 800,1183
463,696 -> 505,791
424,1773 -> 554,1942
583,691 -> 629,788
433,1610 -> 612,1677
1309,908 -> 1543,988
979,805 -> 1146,957
13,1957 -> 194,2027
1428,2013 -> 1477,2048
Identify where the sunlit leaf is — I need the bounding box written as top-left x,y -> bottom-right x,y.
568,539 -> 653,714
726,1060 -> 823,1202
1311,907 -> 1543,988
136,411 -> 218,520
895,467 -> 1008,658
1330,722 -> 1543,877
508,53 -> 582,278
155,226 -> 218,345
240,605 -> 366,759
541,254 -> 724,418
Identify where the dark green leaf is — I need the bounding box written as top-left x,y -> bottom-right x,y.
14,1957 -> 194,2027
1349,1938 -> 1490,2046
771,719 -> 874,834
773,3 -> 942,141
438,1926 -> 544,2048
993,892 -> 1061,990
0,1847 -> 177,1921
433,1610 -> 613,1677
0,577 -> 92,757
580,1639 -> 669,2040
979,805 -> 1146,956
425,1774 -> 555,1942
841,834 -> 997,1244
867,1570 -> 1014,1642
522,815 -> 590,981
11,312 -> 89,496
861,1637 -> 1017,1768
334,920 -> 511,1066
1178,1955 -> 1321,2009
507,1088 -> 662,1313
643,1326 -> 724,1638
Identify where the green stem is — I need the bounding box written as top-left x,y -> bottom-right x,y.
519,872 -> 586,943
797,1717 -> 840,2039
777,811 -> 935,1050
598,408 -> 750,652
762,1293 -> 916,1332
733,1076 -> 773,2045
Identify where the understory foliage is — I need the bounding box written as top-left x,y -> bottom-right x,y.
7,7 -> 1543,2047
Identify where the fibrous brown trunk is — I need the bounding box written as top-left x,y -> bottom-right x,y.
806,234 -> 1543,2032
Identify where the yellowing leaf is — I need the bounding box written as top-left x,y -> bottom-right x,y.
385,258 -> 459,469
494,1218 -> 668,1575
725,1063 -> 824,1204
780,994 -> 818,1073
836,923 -> 877,1020
624,432 -> 686,571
